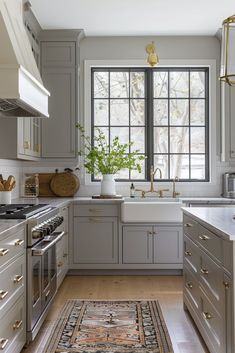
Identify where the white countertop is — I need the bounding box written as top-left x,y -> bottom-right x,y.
182,207 -> 235,241
0,219 -> 26,236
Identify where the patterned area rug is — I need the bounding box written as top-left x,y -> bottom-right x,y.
43,300 -> 174,353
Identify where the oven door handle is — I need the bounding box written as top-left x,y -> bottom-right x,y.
32,231 -> 64,256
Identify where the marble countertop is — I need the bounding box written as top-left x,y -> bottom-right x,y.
182,207 -> 235,241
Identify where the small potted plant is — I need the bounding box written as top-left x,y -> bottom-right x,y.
76,124 -> 145,196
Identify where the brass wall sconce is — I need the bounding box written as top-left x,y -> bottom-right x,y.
220,15 -> 235,86
146,41 -> 159,67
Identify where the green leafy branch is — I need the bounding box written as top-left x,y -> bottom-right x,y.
76,123 -> 145,175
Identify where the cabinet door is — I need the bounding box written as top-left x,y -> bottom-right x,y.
73,217 -> 118,264
153,226 -> 183,264
122,226 -> 153,264
230,87 -> 235,159
41,67 -> 76,158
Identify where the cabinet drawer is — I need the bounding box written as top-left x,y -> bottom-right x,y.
0,295 -> 25,353
184,235 -> 200,275
198,224 -> 222,262
74,204 -> 118,217
0,255 -> 24,317
183,214 -> 198,241
184,266 -> 200,312
199,250 -> 224,310
199,288 -> 225,353
0,225 -> 25,270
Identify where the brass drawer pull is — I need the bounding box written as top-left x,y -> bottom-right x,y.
200,268 -> 209,275
184,223 -> 193,228
13,320 -> 23,330
203,312 -> 213,320
199,235 -> 210,241
0,338 -> 9,350
24,141 -> 30,149
14,239 -> 24,246
89,218 -> 102,223
186,282 -> 193,289
63,253 -> 68,258
13,275 -> 23,283
147,231 -> 152,235
0,249 -> 9,256
89,208 -> 102,212
58,261 -> 63,267
0,290 -> 8,300
184,251 -> 192,256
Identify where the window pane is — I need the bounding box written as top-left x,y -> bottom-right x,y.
154,155 -> 168,179
170,127 -> 189,153
115,168 -> 129,179
110,72 -> 129,98
94,99 -> 109,126
131,127 -> 145,153
130,99 -> 145,125
191,155 -> 206,179
154,127 -> 168,153
131,157 -> 146,179
130,72 -> 145,98
191,99 -> 205,125
110,127 -> 129,152
94,127 -> 109,147
94,71 -> 108,98
170,99 -> 189,125
110,99 -> 129,125
170,72 -> 189,98
154,71 -> 168,98
190,71 -> 205,98
191,127 -> 205,153
154,99 -> 168,125
170,155 -> 189,179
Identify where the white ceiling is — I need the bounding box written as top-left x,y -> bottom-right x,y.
30,0 -> 235,36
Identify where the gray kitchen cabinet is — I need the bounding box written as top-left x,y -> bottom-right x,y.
73,217 -> 118,264
221,82 -> 235,161
153,226 -> 183,264
122,226 -> 153,264
122,224 -> 183,266
183,211 -> 233,353
40,30 -> 84,159
56,205 -> 69,289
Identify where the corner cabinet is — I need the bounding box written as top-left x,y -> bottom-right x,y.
183,212 -> 233,353
39,30 -> 84,159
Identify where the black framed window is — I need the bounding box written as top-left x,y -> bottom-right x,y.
91,67 -> 209,181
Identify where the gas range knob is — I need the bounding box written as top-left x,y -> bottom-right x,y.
32,229 -> 44,239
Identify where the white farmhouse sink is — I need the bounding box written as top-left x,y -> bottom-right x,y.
124,197 -> 180,203
121,200 -> 183,223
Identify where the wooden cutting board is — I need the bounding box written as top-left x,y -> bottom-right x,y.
38,173 -> 57,197
50,172 -> 80,197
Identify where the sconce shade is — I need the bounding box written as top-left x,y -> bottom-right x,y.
220,15 -> 235,86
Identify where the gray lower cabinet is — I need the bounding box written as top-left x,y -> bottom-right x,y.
122,225 -> 183,265
73,217 -> 118,264
183,212 -> 233,353
122,226 -> 153,264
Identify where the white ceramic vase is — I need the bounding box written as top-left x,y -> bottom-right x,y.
101,174 -> 116,196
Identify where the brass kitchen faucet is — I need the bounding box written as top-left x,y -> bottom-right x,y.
136,165 -> 169,198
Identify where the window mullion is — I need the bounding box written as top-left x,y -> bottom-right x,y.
146,69 -> 154,181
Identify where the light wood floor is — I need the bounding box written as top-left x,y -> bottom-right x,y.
22,275 -> 209,353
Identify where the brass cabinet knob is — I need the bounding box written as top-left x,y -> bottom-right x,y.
199,235 -> 210,241
14,239 -> 24,246
58,261 -> 63,267
203,312 -> 212,320
184,251 -> 192,256
13,320 -> 23,330
24,141 -> 30,149
0,290 -> 8,300
0,338 -> 8,350
223,281 -> 230,289
184,223 -> 193,228
200,268 -> 209,275
13,275 -> 23,283
0,249 -> 9,256
186,282 -> 193,289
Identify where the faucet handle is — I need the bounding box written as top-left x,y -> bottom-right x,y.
158,189 -> 169,198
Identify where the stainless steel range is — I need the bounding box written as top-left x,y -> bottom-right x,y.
0,204 -> 64,342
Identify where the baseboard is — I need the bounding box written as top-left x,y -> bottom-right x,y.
68,269 -> 183,276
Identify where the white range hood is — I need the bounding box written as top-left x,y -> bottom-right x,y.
0,0 -> 50,118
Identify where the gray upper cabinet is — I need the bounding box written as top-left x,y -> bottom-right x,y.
40,30 -> 84,159
153,226 -> 183,264
122,226 -> 153,264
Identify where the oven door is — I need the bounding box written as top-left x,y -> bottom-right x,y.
27,231 -> 64,334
